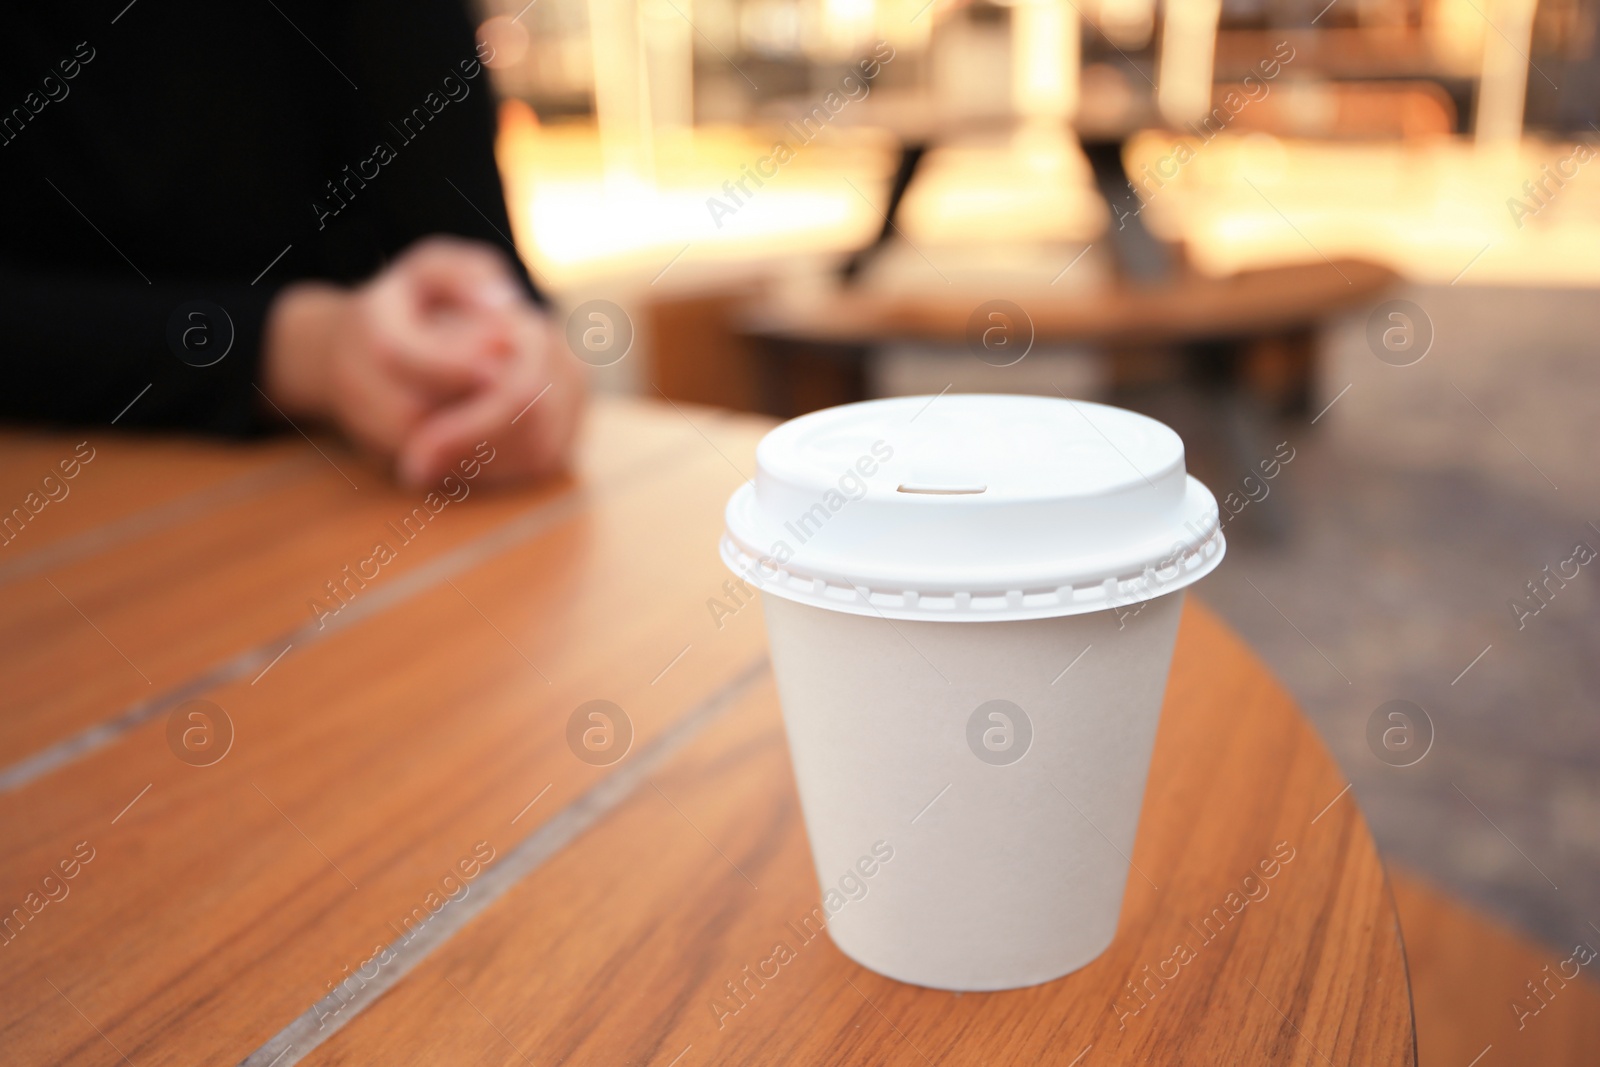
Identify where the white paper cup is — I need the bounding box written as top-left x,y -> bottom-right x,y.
722,395 -> 1223,990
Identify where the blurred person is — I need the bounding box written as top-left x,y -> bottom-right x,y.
0,1 -> 584,487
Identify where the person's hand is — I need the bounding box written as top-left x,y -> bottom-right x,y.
395,293 -> 587,488
261,238 -> 585,487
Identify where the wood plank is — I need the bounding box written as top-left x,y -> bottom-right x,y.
298,602 -> 1414,1067
1392,869 -> 1600,1066
0,432 -> 309,578
0,415 -> 772,1066
0,397 -> 723,773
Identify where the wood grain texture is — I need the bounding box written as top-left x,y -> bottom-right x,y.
1393,869 -> 1600,1066
0,432 -> 306,567
0,404 -> 770,1066
0,404 -> 1414,1066
0,399 -> 718,766
304,602 -> 1414,1067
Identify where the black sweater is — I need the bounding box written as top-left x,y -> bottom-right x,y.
0,0 -> 535,435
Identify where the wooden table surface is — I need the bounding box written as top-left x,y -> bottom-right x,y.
0,396 -> 1414,1066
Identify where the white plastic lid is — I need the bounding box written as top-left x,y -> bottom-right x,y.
720,394 -> 1224,622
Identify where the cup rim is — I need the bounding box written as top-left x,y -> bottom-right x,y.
719,518 -> 1224,623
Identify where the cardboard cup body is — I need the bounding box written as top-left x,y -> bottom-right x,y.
763,589 -> 1184,991
727,394 -> 1222,989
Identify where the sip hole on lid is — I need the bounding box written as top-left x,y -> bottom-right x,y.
897,484 -> 987,495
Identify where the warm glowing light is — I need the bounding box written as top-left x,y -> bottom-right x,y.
1097,0 -> 1153,50
1011,0 -> 1078,122
1124,132 -> 1600,286
900,136 -> 1103,244
822,0 -> 876,56
494,122 -> 891,284
1429,0 -> 1491,75
500,123 -> 1600,288
1156,0 -> 1222,125
587,0 -> 654,183
741,0 -> 805,56
1475,0 -> 1538,145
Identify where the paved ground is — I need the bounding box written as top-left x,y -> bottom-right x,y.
1175,283 -> 1599,952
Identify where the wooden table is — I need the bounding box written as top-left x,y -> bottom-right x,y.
740,259 -> 1399,351
734,257 -> 1398,412
0,397 -> 1414,1066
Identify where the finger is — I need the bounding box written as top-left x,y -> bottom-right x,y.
396,310 -> 584,488
395,376 -> 527,488
392,315 -> 515,397
363,283 -> 511,396
395,237 -> 523,313
397,348 -> 580,488
474,332 -> 588,486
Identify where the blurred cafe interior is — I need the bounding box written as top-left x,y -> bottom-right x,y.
483,0 -> 1599,986
5,0 -> 1598,1062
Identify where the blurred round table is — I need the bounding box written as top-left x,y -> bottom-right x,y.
735,257 -> 1398,419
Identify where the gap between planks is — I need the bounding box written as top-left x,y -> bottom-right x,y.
236,657 -> 771,1067
0,430 -> 722,795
